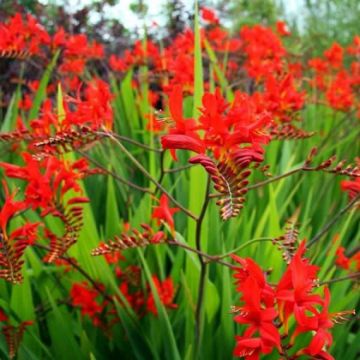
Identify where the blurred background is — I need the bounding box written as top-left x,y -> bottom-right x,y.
1,0 -> 360,55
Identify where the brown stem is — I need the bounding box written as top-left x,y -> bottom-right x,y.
97,131 -> 162,153
209,166 -> 305,199
247,167 -> 304,191
195,176 -> 211,351
154,150 -> 165,195
208,157 -> 358,197
164,164 -> 194,173
168,240 -> 235,269
319,272 -> 360,286
106,132 -> 198,221
78,150 -> 152,194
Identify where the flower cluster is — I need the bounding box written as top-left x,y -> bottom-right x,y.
0,183 -> 39,283
72,194 -> 179,328
309,40 -> 360,116
341,177 -> 360,200
0,153 -> 95,276
70,263 -> 177,329
0,13 -> 50,56
161,86 -> 271,161
335,247 -> 360,271
232,242 -> 344,359
0,308 -> 32,359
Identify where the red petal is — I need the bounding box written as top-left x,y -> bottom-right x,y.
161,134 -> 205,154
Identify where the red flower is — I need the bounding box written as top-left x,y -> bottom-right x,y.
326,71 -> 353,111
162,85 -> 272,162
207,27 -> 241,52
234,336 -> 274,360
0,13 -> 50,56
0,309 -> 8,322
152,194 -> 180,231
233,278 -> 280,349
71,282 -> 103,320
146,276 -> 177,315
198,89 -> 230,149
232,255 -> 274,306
309,57 -> 329,73
335,246 -> 360,271
8,222 -> 39,245
0,153 -> 89,211
109,55 -> 127,72
231,255 -> 280,358
276,241 -> 322,330
0,183 -> 26,236
119,283 -> 144,314
335,247 -> 350,269
295,288 -> 334,359
240,25 -> 286,81
264,74 -> 305,122
160,85 -> 202,160
52,27 -> 66,48
350,252 -> 360,271
161,134 -> 205,158
341,177 -> 360,199
0,182 -> 40,282
305,288 -> 333,356
276,21 -> 291,37
201,7 -> 219,25
324,43 -> 343,68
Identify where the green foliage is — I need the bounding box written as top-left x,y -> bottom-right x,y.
217,0 -> 281,29
302,0 -> 360,53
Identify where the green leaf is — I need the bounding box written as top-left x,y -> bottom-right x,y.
137,249 -> 182,360
28,50 -> 60,121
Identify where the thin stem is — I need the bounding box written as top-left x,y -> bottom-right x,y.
208,159 -> 357,196
195,176 -> 211,349
168,240 -> 234,268
34,244 -> 114,304
78,150 -> 152,194
97,131 -> 162,153
308,194 -> 360,247
155,150 -> 166,194
107,132 -> 198,221
319,272 -> 360,286
209,167 -> 305,199
164,164 -> 194,173
208,237 -> 273,261
247,167 -> 303,191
